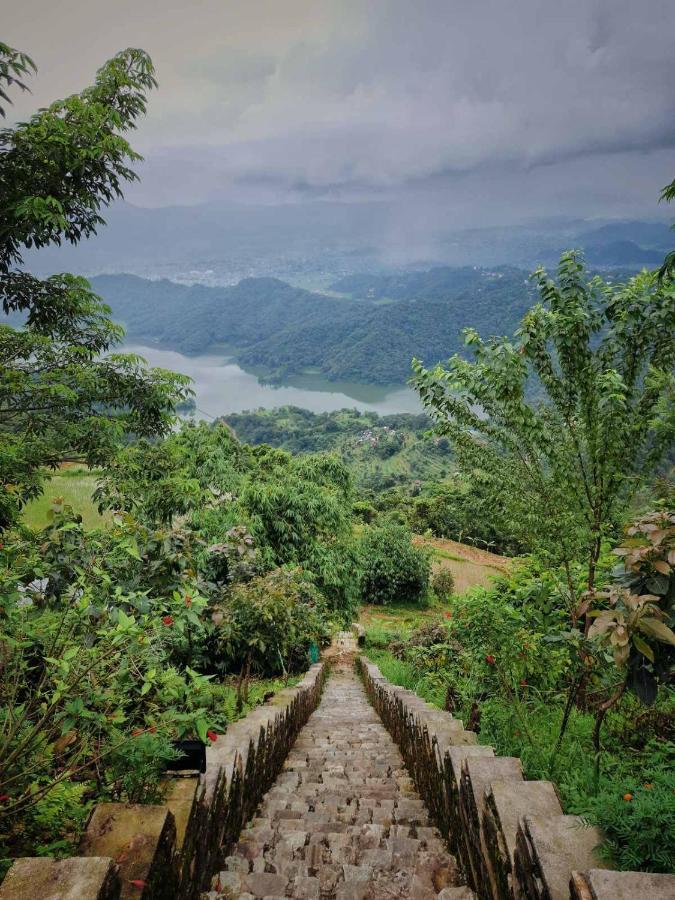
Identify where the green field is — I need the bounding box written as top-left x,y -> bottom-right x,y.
22,469 -> 110,530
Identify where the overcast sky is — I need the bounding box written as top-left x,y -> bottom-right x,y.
4,0 -> 675,222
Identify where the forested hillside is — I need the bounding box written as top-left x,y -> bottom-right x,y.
91,267 -> 535,384
224,407 -> 453,488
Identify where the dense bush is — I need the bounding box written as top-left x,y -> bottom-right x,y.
0,484 -> 342,867
213,567 -> 330,678
431,569 -> 455,599
364,534 -> 675,873
357,524 -> 430,606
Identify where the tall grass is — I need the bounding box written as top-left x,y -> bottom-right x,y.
365,646 -> 447,708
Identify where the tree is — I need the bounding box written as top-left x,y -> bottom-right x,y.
240,450 -> 354,566
0,44 -> 191,527
658,177 -> 675,281
412,252 -> 675,617
94,439 -> 203,526
358,523 -> 430,606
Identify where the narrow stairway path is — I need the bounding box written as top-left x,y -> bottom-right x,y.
206,644 -> 467,899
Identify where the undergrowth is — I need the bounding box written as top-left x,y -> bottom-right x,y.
364,638 -> 675,873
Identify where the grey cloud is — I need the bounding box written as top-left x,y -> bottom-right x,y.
4,0 -> 675,215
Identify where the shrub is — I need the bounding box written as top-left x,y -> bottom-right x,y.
357,524 -> 431,606
582,778 -> 675,873
213,568 -> 330,677
431,569 -> 455,599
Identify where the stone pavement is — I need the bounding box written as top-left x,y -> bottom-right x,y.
205,639 -> 471,899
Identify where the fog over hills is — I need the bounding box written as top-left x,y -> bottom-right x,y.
26,201 -> 672,287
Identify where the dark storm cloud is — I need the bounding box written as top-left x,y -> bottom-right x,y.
4,0 -> 675,214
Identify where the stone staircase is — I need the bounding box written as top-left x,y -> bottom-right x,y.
205,643 -> 471,899
2,632 -> 673,900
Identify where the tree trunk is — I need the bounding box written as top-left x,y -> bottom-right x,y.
236,651 -> 252,714
592,682 -> 626,790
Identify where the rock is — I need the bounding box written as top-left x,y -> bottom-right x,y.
241,872 -> 288,896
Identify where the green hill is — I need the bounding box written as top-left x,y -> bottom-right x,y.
90,267 -> 535,385
223,407 -> 453,489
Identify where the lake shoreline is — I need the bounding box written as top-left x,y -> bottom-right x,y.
121,343 -> 422,419
122,335 -> 410,399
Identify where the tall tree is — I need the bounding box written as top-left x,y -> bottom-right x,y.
659,176 -> 675,280
0,44 -> 191,527
412,252 -> 675,615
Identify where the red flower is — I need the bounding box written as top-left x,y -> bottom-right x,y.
443,611 -> 452,619
185,594 -> 192,607
0,794 -> 10,802
207,730 -> 218,742
485,655 -> 496,666
162,615 -> 174,627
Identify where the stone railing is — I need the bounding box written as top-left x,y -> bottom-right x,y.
357,656 -> 675,900
0,662 -> 327,900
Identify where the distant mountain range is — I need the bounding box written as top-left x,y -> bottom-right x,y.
24,201 -> 672,283
91,267 -> 536,384
582,241 -> 663,267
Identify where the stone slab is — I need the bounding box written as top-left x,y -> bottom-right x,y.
80,803 -> 176,899
0,856 -> 120,900
570,868 -> 675,900
514,815 -> 606,900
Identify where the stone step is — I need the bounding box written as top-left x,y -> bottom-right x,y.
206,658 -> 470,899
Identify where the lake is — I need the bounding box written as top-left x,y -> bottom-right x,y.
122,344 -> 422,418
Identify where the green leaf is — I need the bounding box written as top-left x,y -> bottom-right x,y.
124,540 -> 142,560
632,635 -> 655,663
639,617 -> 675,646
194,718 -> 208,744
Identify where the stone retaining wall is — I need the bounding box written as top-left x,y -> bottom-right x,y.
0,662 -> 327,900
357,656 -> 675,900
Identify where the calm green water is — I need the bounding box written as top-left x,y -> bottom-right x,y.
123,344 -> 422,418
